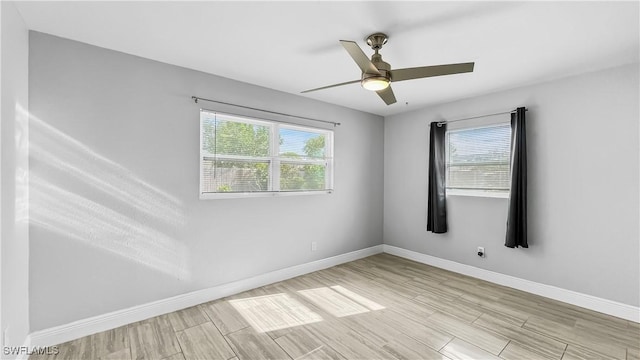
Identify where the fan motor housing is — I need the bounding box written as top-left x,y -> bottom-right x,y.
363,53 -> 391,81
371,54 -> 390,72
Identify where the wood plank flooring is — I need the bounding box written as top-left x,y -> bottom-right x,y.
31,254 -> 640,360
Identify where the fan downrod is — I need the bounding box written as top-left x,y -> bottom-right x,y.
366,33 -> 388,51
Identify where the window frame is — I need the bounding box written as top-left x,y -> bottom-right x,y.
199,110 -> 334,199
445,122 -> 511,198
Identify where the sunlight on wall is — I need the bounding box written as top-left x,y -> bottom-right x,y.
15,104 -> 29,224
29,114 -> 184,227
28,111 -> 189,279
229,293 -> 323,332
30,175 -> 189,279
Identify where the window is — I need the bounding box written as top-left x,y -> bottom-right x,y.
200,111 -> 334,198
446,124 -> 511,196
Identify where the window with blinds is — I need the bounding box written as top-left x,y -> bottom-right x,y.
446,124 -> 511,194
200,110 -> 334,198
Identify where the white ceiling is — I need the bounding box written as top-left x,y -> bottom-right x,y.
15,1 -> 640,117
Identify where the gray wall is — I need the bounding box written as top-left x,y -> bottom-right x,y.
1,1 -> 30,352
25,28 -> 639,333
29,32 -> 384,331
384,63 -> 640,306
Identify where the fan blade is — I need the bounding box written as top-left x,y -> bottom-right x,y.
340,40 -> 380,75
376,86 -> 397,105
391,62 -> 474,82
301,79 -> 361,93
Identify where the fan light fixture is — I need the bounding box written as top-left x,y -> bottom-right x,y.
361,76 -> 390,91
301,32 -> 475,105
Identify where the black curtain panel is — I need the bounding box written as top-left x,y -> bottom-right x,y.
505,107 -> 528,248
427,122 -> 448,233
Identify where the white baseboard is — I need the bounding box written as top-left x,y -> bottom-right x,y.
383,244 -> 640,323
28,245 -> 383,347
26,242 -> 638,348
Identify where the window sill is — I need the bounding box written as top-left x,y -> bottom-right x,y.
200,190 -> 333,200
446,189 -> 509,199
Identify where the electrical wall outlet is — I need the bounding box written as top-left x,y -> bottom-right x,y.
477,247 -> 485,258
311,242 -> 317,252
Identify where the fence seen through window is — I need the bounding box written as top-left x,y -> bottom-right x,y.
200,111 -> 334,198
446,124 -> 511,195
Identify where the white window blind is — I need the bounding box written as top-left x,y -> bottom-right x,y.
446,124 -> 511,193
200,111 -> 334,198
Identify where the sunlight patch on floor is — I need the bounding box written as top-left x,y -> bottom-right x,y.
330,285 -> 385,310
298,286 -> 384,317
229,293 -> 323,333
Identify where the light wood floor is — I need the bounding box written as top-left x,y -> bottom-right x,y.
32,254 -> 639,360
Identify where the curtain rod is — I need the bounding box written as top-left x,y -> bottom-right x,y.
191,96 -> 341,127
436,108 -> 527,126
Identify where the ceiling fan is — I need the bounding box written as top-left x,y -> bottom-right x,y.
302,33 -> 475,105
